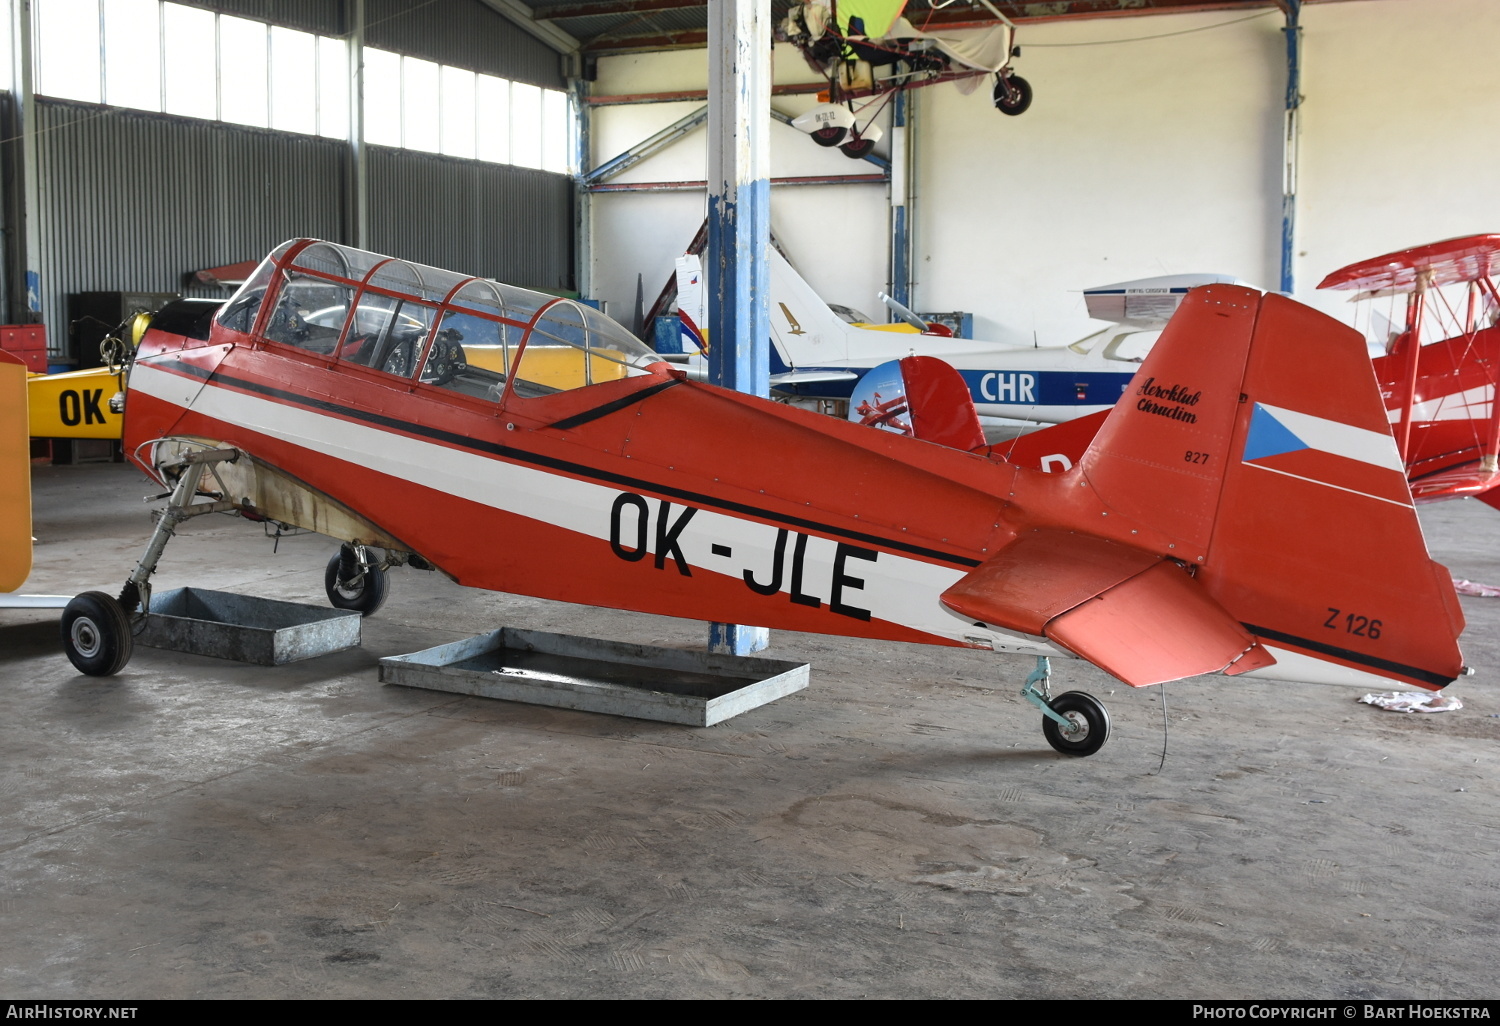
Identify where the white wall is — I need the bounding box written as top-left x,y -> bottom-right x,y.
917,8 -> 1285,346
1297,0 -> 1500,323
586,1 -> 1500,344
588,44 -> 894,326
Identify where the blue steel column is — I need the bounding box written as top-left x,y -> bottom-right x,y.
1280,0 -> 1302,295
572,78 -> 591,300
706,0 -> 771,657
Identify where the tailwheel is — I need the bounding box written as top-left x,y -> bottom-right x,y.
1019,656 -> 1110,757
1041,691 -> 1110,757
60,591 -> 134,677
325,544 -> 389,616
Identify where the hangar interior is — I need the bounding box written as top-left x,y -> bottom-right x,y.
3,0 -> 1499,1000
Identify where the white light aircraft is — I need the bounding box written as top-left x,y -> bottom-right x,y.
672,248 -> 1249,427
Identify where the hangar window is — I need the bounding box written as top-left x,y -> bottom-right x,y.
362,47 -> 572,174
39,2 -> 347,139
34,4 -> 570,172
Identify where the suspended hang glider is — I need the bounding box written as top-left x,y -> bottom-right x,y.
781,0 -> 1031,158
63,239 -> 1466,758
1317,233 -> 1500,506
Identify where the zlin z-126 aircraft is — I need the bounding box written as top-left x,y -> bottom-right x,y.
60,239 -> 1466,758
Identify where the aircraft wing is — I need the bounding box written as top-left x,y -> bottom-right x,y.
770,369 -> 860,386
1410,462 -> 1500,503
1319,234 -> 1500,292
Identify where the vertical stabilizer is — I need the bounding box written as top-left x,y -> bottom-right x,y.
766,247 -> 854,366
1079,286 -> 1464,690
674,254 -> 707,354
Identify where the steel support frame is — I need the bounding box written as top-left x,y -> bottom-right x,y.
888,90 -> 913,311
6,0 -> 39,326
1279,0 -> 1301,295
705,0 -> 770,657
346,0 -> 368,250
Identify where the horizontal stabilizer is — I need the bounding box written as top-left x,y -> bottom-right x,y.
940,531 -> 1160,637
1044,560 -> 1273,686
993,409 -> 1107,471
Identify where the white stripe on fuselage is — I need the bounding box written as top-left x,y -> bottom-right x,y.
130,360 -> 1052,653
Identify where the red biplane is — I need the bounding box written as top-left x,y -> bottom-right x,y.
60,239 -> 1465,757
1317,234 -> 1500,506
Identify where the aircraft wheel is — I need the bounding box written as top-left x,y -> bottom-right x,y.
993,74 -> 1032,116
839,137 -> 876,159
1042,691 -> 1109,757
325,547 -> 389,616
810,126 -> 847,147
60,591 -> 134,677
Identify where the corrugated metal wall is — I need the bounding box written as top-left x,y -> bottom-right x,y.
35,99 -> 574,356
35,101 -> 346,354
369,146 -> 573,291
366,0 -> 566,88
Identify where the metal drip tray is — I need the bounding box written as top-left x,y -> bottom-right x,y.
379,627 -> 809,726
137,587 -> 361,665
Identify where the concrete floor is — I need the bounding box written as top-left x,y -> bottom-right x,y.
3,461 -> 1499,999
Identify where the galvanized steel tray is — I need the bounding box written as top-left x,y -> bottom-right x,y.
137,587 -> 361,665
379,627 -> 809,726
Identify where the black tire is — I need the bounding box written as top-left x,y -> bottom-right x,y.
839,137 -> 876,159
993,74 -> 1032,116
324,547 -> 389,616
811,125 -> 847,147
1041,691 -> 1109,756
60,591 -> 133,676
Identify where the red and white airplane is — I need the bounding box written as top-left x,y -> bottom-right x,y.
60,239 -> 1466,757
1317,234 -> 1500,506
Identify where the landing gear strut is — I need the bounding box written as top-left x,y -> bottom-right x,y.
62,446 -> 242,677
1020,656 -> 1110,756
325,543 -> 389,616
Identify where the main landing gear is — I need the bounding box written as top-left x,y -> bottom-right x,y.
1020,656 -> 1110,756
325,543 -> 389,616
61,446 -> 244,677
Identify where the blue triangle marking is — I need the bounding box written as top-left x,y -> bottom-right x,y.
1243,403 -> 1308,462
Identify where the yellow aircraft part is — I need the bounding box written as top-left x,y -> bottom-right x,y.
463,345 -> 629,390
850,322 -> 921,334
27,366 -> 125,439
1,355 -> 32,591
